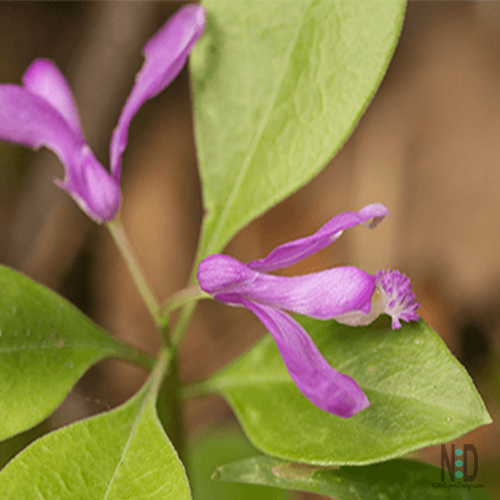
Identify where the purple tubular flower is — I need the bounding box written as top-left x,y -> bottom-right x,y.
197,204 -> 421,418
0,5 -> 206,223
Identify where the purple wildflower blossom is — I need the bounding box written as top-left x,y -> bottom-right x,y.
197,204 -> 420,418
0,5 -> 205,223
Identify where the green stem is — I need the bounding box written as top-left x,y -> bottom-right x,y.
106,218 -> 184,453
142,340 -> 184,457
115,341 -> 156,371
181,379 -> 215,400
107,218 -> 167,344
171,300 -> 198,346
162,284 -> 210,320
156,350 -> 185,459
169,245 -> 204,346
148,347 -> 172,395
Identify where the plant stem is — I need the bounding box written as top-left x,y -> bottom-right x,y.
156,349 -> 185,459
107,217 -> 168,343
107,218 -> 184,454
181,379 -> 215,400
116,341 -> 156,371
171,300 -> 198,346
162,284 -> 210,319
148,347 -> 172,394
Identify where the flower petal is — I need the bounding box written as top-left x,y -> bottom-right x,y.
334,269 -> 421,330
247,204 -> 390,273
109,4 -> 206,181
242,300 -> 369,417
198,255 -> 376,319
375,269 -> 420,329
197,254 -> 257,297
55,146 -> 122,223
22,59 -> 82,135
0,84 -> 82,163
0,85 -> 120,223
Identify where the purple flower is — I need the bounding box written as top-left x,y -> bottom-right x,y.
197,204 -> 420,418
0,5 -> 205,223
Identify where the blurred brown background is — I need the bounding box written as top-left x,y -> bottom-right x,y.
0,1 -> 499,498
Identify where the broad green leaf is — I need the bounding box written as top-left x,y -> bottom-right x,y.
187,427 -> 289,500
197,317 -> 491,465
191,0 -> 406,259
0,265 -> 154,441
0,352 -> 191,499
214,456 -> 491,500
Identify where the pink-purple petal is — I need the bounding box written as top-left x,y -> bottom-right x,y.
247,203 -> 390,273
22,59 -> 82,135
0,84 -> 83,162
0,85 -> 120,223
197,254 -> 257,296
197,254 -> 376,319
243,300 -> 370,417
109,4 -> 206,181
55,146 -> 121,223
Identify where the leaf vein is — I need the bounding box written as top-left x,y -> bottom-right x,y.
102,395 -> 151,499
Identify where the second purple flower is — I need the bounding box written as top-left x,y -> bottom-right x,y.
0,5 -> 205,223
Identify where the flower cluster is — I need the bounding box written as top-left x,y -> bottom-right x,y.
0,5 -> 206,223
197,204 -> 420,418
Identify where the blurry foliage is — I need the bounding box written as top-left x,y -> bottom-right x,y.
188,427 -> 289,500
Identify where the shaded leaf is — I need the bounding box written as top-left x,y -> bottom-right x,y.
214,456 -> 491,499
188,427 -> 288,500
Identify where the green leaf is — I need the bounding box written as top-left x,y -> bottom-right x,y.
197,318 -> 491,465
187,427 -> 289,500
191,0 -> 406,259
0,421 -> 50,471
0,265 -> 154,441
0,352 -> 191,499
214,456 -> 491,500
